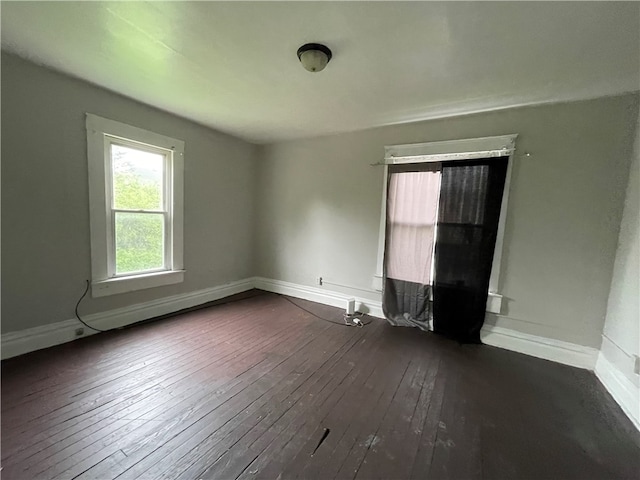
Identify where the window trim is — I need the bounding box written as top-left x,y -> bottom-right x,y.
86,114 -> 185,298
374,134 -> 518,314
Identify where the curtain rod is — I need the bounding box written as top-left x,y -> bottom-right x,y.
370,151 -> 532,166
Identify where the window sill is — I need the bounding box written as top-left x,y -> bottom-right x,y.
91,270 -> 185,298
372,274 -> 384,292
486,293 -> 502,314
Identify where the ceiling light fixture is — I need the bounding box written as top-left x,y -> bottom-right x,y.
297,43 -> 332,72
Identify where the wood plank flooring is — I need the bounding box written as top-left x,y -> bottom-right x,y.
2,290 -> 639,479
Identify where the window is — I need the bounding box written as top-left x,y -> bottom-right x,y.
374,135 -> 517,314
86,114 -> 184,297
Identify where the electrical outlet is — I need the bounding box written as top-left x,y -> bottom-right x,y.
75,328 -> 84,337
634,355 -> 640,375
316,276 -> 323,286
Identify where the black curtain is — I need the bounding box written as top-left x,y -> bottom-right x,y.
432,157 -> 508,343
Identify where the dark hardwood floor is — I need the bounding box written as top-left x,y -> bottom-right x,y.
2,291 -> 639,479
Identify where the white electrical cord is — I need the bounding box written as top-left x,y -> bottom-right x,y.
343,312 -> 367,327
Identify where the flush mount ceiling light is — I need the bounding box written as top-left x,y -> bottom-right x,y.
297,43 -> 332,72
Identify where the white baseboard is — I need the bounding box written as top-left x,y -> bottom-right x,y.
0,276 -> 602,379
595,352 -> 640,431
1,318 -> 84,361
480,324 -> 599,370
1,278 -> 255,360
253,277 -> 384,319
253,278 -> 598,371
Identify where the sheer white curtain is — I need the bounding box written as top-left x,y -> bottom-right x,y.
385,165 -> 441,286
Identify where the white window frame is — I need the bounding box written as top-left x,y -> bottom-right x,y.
86,114 -> 185,297
373,134 -> 518,315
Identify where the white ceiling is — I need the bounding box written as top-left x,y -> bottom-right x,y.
2,2 -> 639,144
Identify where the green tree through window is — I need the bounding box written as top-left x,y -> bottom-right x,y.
112,146 -> 165,274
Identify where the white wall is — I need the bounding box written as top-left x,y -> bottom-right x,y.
256,94 -> 639,349
598,113 -> 640,426
1,53 -> 258,333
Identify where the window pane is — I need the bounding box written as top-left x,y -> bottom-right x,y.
115,212 -> 164,274
112,144 -> 164,210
